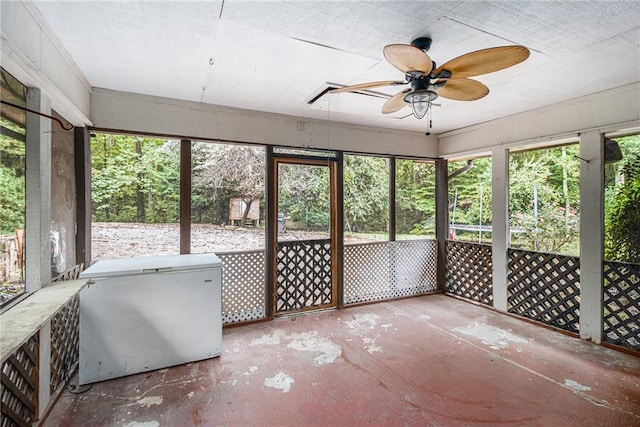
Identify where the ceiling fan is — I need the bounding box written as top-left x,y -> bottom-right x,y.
331,37 -> 530,121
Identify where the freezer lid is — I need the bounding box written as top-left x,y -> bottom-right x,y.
80,253 -> 222,278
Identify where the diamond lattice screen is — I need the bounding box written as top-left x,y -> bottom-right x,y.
603,260 -> 640,351
275,240 -> 333,314
508,249 -> 580,333
1,332 -> 39,427
446,240 -> 493,306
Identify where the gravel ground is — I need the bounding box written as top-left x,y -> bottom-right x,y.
91,222 -> 372,260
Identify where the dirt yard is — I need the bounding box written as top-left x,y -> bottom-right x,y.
1,222 -> 378,304
92,222 -> 374,260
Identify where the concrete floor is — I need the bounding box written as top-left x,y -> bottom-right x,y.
44,295 -> 640,426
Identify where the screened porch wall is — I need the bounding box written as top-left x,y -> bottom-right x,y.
344,240 -> 438,305
217,239 -> 439,325
444,240 -> 493,306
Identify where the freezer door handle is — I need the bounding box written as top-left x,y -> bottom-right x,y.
143,267 -> 173,274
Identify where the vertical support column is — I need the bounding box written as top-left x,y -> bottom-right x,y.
435,158 -> 448,292
335,152 -> 344,308
38,322 -> 51,420
388,157 -> 396,242
180,140 -> 192,254
491,148 -> 509,311
25,88 -> 52,290
74,127 -> 91,266
265,146 -> 275,318
579,131 -> 604,342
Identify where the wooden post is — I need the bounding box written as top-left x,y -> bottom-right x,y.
25,88 -> 51,290
265,146 -> 275,318
435,158 -> 448,292
335,152 -> 344,308
491,148 -> 509,311
389,157 -> 396,242
579,130 -> 604,343
180,140 -> 191,254
74,127 -> 91,266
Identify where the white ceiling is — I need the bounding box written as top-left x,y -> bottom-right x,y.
32,1 -> 640,134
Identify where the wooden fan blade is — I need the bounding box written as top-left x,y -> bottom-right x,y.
383,44 -> 433,75
331,80 -> 405,93
382,89 -> 410,114
434,45 -> 530,79
435,79 -> 489,101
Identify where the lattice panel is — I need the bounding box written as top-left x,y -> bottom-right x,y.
446,241 -> 493,306
218,250 -> 266,324
344,242 -> 391,304
51,263 -> 84,283
50,294 -> 80,394
603,261 -> 640,351
393,240 -> 437,295
1,332 -> 39,427
344,240 -> 437,305
276,240 -> 332,314
508,249 -> 580,333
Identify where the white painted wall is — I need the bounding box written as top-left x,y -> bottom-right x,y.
90,88 -> 439,157
438,83 -> 640,158
0,1 -> 91,125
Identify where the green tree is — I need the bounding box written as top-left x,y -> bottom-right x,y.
343,155 -> 388,233
448,157 -> 492,241
605,135 -> 640,263
396,160 -> 435,236
193,144 -> 265,226
91,134 -> 180,223
509,144 -> 580,254
0,133 -> 25,234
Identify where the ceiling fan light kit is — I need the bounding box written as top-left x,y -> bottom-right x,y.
404,89 -> 437,120
332,36 -> 530,125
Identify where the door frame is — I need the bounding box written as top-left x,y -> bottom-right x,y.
266,150 -> 343,317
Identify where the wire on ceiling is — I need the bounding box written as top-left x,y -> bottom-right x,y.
1,100 -> 74,131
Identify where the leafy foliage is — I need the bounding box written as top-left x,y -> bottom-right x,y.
0,132 -> 25,234
278,163 -> 330,231
0,165 -> 25,234
193,144 -> 265,225
449,157 -> 492,241
343,155 -> 389,233
605,135 -> 640,263
88,132 -> 638,262
508,144 -> 580,255
91,134 -> 179,223
396,160 -> 435,236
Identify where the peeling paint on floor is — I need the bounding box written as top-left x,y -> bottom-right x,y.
250,329 -> 287,345
363,337 -> 383,354
452,323 -> 529,349
43,295 -> 640,427
287,331 -> 342,365
136,396 -> 163,407
565,379 -> 592,391
124,421 -> 159,427
264,371 -> 294,393
345,313 -> 380,330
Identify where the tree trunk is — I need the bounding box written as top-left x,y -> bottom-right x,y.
241,197 -> 252,227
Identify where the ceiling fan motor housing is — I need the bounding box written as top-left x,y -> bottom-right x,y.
411,37 -> 432,52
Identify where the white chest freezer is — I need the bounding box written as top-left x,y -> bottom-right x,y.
78,253 -> 222,385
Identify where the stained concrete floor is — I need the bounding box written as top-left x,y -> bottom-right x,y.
44,295 -> 640,426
